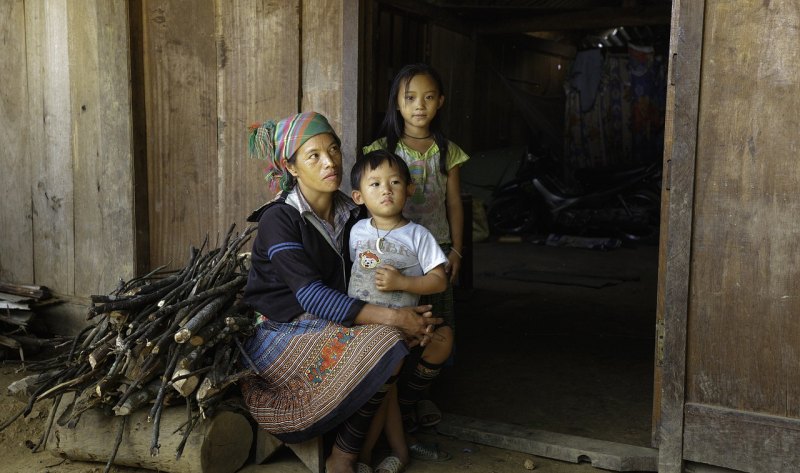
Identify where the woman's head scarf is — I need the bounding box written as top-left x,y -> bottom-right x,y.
248,112 -> 339,192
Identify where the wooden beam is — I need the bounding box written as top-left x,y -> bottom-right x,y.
340,0 -> 362,193
0,0 -> 34,286
438,414 -> 658,472
477,6 -> 672,34
656,0 -> 705,472
376,0 -> 472,36
683,403 -> 800,472
493,33 -> 577,59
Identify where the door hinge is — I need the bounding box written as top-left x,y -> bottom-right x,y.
664,159 -> 672,191
655,319 -> 665,367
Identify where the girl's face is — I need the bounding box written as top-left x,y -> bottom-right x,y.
396,73 -> 444,134
284,133 -> 342,200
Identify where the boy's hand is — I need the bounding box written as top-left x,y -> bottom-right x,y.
375,265 -> 405,292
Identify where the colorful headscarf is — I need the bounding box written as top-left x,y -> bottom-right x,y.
247,112 -> 339,192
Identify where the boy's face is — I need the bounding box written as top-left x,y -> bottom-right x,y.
351,161 -> 413,220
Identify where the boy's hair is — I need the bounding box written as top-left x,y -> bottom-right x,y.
351,149 -> 412,190
378,63 -> 449,175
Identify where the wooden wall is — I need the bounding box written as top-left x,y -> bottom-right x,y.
139,0 -> 356,270
0,0 -> 358,318
471,35 -> 571,152
0,0 -> 136,300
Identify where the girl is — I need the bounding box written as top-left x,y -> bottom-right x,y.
363,63 -> 470,437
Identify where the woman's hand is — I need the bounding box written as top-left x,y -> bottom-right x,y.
354,304 -> 441,346
394,304 -> 440,347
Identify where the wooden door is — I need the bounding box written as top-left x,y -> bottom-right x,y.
656,1 -> 800,471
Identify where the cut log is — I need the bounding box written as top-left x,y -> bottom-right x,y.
7,371 -> 58,402
48,395 -> 252,473
0,281 -> 50,299
171,368 -> 199,397
114,380 -> 161,416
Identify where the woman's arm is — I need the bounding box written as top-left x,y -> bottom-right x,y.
445,165 -> 464,284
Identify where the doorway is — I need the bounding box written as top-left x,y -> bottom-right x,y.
361,0 -> 671,454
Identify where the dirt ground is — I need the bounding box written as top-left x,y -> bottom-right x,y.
0,238 -> 658,473
0,364 -> 605,473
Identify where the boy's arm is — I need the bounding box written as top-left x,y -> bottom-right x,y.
375,264 -> 447,295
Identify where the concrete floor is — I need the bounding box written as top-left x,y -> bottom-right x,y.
437,237 -> 659,447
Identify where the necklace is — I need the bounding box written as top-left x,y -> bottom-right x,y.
374,218 -> 402,254
403,132 -> 432,140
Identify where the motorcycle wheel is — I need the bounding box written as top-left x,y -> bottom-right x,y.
616,189 -> 660,242
488,193 -> 544,235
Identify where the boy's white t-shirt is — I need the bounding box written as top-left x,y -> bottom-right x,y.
348,218 -> 447,308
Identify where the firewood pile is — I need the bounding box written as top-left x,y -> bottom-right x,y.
1,224 -> 258,470
0,281 -> 68,361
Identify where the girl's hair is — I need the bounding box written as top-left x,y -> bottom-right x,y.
350,149 -> 412,190
379,63 -> 449,175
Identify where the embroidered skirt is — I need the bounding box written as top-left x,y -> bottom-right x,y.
240,314 -> 407,443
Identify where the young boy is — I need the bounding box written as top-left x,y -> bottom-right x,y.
349,149 -> 451,472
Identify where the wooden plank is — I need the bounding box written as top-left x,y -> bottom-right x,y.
216,0 -> 299,232
477,6 -> 672,34
686,0 -> 800,415
68,0 -> 136,295
143,0 -> 218,270
129,0 -> 151,276
0,0 -> 34,285
683,403 -> 800,473
301,0 -> 343,127
651,0 -> 682,446
340,0 -> 362,192
438,414 -> 657,472
30,0 -> 76,295
254,429 -> 284,464
685,464 -> 746,473
655,0 -> 704,471
376,0 -> 471,36
286,437 -> 325,473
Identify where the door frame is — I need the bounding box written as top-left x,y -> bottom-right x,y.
654,0 -> 705,471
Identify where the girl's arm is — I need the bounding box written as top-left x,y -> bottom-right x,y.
445,165 -> 464,284
374,264 -> 447,295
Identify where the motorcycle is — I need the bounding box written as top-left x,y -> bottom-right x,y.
487,145 -> 662,241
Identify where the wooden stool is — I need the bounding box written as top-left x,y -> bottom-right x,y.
255,429 -> 325,473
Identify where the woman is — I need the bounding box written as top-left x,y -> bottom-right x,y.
241,112 -> 440,473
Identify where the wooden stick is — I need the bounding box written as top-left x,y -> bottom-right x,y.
173,294 -> 232,344
103,415 -> 127,473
